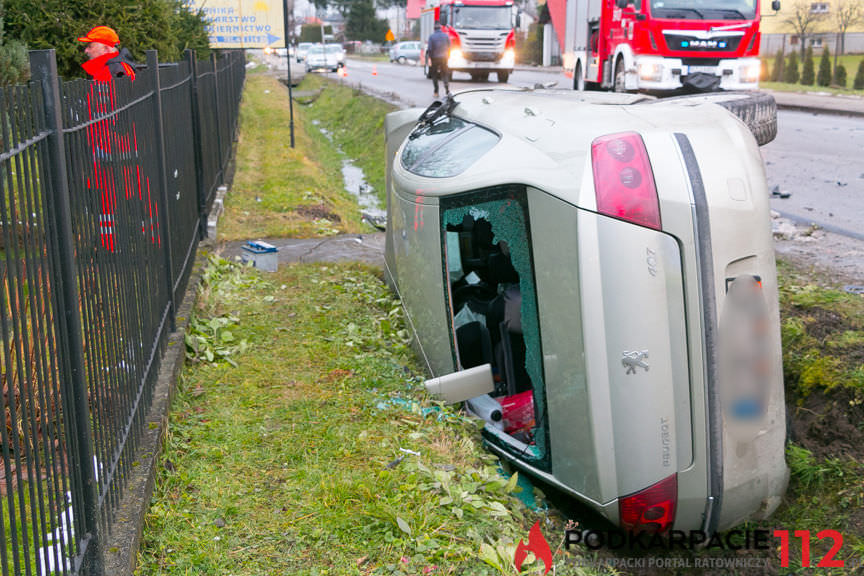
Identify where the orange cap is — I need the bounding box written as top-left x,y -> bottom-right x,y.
77,26 -> 120,47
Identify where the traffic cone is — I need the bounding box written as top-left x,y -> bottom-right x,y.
372,65 -> 377,76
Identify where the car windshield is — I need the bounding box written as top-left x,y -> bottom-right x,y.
650,0 -> 756,19
451,6 -> 512,29
326,45 -> 342,53
298,43 -> 313,50
308,47 -> 325,55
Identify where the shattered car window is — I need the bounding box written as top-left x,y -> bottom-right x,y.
401,117 -> 499,178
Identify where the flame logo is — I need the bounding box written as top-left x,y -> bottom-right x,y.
514,520 -> 553,574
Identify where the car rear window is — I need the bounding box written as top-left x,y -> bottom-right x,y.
401,116 -> 499,178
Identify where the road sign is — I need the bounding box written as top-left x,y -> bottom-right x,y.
385,29 -> 396,42
187,0 -> 285,48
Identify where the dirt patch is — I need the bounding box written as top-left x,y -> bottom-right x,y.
296,204 -> 342,222
798,306 -> 850,340
789,387 -> 864,460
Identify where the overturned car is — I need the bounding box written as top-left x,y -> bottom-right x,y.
383,89 -> 788,535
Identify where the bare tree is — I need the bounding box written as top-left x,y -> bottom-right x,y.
832,0 -> 864,65
784,0 -> 827,57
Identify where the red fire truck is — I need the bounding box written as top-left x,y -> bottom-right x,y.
420,0 -> 517,83
547,0 -> 778,92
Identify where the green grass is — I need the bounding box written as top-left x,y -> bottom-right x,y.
296,75 -> 396,207
777,259 -> 864,398
753,258 -> 864,572
136,258 -> 600,575
761,53 -> 864,93
219,72 -> 367,241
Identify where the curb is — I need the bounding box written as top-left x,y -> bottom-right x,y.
774,101 -> 864,118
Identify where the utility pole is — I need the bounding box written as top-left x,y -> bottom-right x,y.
283,0 -> 296,147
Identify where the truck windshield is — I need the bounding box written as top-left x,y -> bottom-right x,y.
451,6 -> 512,29
649,0 -> 756,19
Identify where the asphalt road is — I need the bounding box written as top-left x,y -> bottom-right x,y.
331,58 -> 864,240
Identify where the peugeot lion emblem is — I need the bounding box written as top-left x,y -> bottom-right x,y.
622,350 -> 649,374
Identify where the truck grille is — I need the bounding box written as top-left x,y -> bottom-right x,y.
664,34 -> 742,52
460,31 -> 509,56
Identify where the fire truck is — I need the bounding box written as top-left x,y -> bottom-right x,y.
547,0 -> 779,92
421,0 -> 517,83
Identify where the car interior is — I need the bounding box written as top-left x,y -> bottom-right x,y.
444,210 -> 539,449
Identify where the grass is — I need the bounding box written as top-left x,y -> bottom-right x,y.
751,258 -> 864,572
219,72 -> 367,241
776,259 -> 864,399
760,53 -> 864,94
135,258 -> 599,575
298,75 -> 396,206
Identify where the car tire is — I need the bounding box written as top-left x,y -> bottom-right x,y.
715,92 -> 778,147
497,71 -> 510,83
655,92 -> 778,146
574,62 -> 585,91
398,56 -> 406,64
614,57 -> 627,92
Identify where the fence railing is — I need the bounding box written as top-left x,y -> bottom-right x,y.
0,47 -> 245,575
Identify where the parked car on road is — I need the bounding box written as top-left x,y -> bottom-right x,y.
383,89 -> 787,536
296,42 -> 316,62
305,45 -> 343,72
390,41 -> 422,63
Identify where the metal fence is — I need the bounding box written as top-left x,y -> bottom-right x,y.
0,48 -> 245,575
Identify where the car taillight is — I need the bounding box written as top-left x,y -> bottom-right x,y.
619,474 -> 677,533
445,27 -> 461,49
505,29 -> 516,50
591,132 -> 661,230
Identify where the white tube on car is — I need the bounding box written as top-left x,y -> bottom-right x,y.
424,364 -> 494,404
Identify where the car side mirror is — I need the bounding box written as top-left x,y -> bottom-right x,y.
424,364 -> 494,404
771,0 -> 781,10
439,12 -> 448,26
515,12 -> 523,28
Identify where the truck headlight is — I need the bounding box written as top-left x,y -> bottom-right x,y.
739,62 -> 761,83
638,62 -> 663,81
449,49 -> 466,67
500,49 -> 515,67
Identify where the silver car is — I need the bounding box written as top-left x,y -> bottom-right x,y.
305,45 -> 343,72
390,41 -> 422,64
383,90 -> 787,535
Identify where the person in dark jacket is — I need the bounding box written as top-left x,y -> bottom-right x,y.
427,22 -> 451,98
78,25 -> 137,82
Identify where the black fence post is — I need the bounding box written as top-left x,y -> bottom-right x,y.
146,50 -> 177,332
28,49 -> 103,574
211,52 -> 224,184
185,50 -> 208,239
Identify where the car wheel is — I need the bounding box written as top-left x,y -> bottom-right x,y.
656,92 -> 778,146
398,56 -> 406,64
614,58 -> 627,92
497,71 -> 509,83
574,62 -> 585,91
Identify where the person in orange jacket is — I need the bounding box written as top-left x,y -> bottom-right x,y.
78,25 -> 159,252
78,25 -> 137,82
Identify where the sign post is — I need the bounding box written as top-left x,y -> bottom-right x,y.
189,0 -> 296,147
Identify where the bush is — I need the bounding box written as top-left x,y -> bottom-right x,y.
854,60 -> 864,90
516,23 -> 541,66
771,49 -> 785,82
817,46 -> 832,87
832,64 -> 847,88
801,46 -> 815,85
0,38 -> 29,86
784,51 -> 800,84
